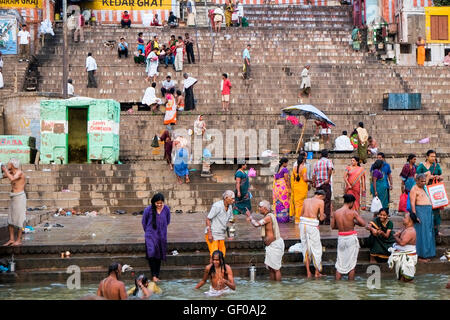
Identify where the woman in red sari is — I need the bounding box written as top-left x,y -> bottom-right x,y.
344,156 -> 366,212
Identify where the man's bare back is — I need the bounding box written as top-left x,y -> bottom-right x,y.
97,276 -> 127,300
302,196 -> 325,220
332,206 -> 366,232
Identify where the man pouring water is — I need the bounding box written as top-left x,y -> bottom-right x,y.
2,159 -> 26,247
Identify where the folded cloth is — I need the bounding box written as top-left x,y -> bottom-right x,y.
387,243 -> 417,281
335,232 -> 359,274
204,285 -> 232,297
299,217 -> 322,271
183,76 -> 198,89
265,238 -> 285,271
8,191 -> 26,229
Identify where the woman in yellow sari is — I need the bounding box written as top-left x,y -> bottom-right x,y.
344,156 -> 366,212
416,36 -> 425,66
224,0 -> 234,27
290,153 -> 309,224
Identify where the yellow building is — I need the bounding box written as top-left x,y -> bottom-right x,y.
424,6 -> 450,64
425,6 -> 450,43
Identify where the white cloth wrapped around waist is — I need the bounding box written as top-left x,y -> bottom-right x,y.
299,217 -> 322,271
204,285 -> 232,297
388,243 -> 417,280
335,233 -> 360,274
8,191 -> 27,229
265,238 -> 285,271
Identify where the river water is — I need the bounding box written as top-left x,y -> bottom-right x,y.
1,274 -> 449,300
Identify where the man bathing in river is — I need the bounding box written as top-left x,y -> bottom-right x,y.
300,190 -> 326,278
97,262 -> 128,300
195,250 -> 236,296
2,159 -> 26,247
331,194 -> 367,280
246,200 -> 285,281
387,212 -> 418,282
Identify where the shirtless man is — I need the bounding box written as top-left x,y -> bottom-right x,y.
2,159 -> 26,246
409,174 -> 435,262
300,190 -> 326,278
195,250 -> 236,294
97,262 -> 128,300
387,212 -> 418,282
331,194 -> 367,280
246,200 -> 284,281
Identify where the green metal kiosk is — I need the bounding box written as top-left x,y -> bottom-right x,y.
40,98 -> 120,164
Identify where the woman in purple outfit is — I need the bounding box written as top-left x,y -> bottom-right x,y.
142,193 -> 171,282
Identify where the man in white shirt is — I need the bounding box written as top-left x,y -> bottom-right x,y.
334,131 -> 354,151
18,25 -> 31,62
85,52 -> 98,88
237,0 -> 244,26
205,190 -> 235,257
67,79 -> 74,95
161,75 -> 175,97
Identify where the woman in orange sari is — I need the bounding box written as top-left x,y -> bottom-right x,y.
273,157 -> 290,223
344,156 -> 366,212
416,36 -> 425,66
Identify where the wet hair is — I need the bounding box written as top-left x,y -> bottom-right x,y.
151,82 -> 156,88
295,153 -> 306,182
315,189 -> 326,196
276,157 -> 288,173
407,154 -> 416,162
342,130 -> 347,135
222,73 -> 228,78
321,149 -> 329,158
372,159 -> 384,171
150,193 -> 165,230
359,122 -> 364,128
352,156 -> 360,166
209,250 -> 226,277
343,194 -> 356,204
108,262 -> 120,276
408,212 -> 419,224
426,149 -> 436,157
132,274 -> 148,296
378,152 -> 385,159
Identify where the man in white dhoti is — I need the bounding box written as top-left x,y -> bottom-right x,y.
388,212 -> 418,282
246,200 -> 284,281
300,190 -> 326,278
331,194 -> 368,280
142,82 -> 162,112
145,47 -> 159,83
300,64 -> 311,97
2,159 -> 26,247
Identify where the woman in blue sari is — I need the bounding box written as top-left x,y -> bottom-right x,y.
400,154 -> 417,194
371,160 -> 389,210
233,162 -> 251,215
173,138 -> 190,184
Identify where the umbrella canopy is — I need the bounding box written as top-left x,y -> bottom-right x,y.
282,105 -> 336,126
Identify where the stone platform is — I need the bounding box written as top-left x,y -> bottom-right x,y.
0,211 -> 448,283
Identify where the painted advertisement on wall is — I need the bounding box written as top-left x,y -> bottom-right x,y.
0,0 -> 42,8
0,17 -> 16,55
366,0 -> 381,25
84,0 -> 173,11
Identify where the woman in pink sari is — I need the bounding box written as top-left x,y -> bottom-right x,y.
344,156 -> 366,212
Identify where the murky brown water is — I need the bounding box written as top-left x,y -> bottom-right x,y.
0,274 -> 449,300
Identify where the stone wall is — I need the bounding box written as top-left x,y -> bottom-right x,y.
2,93 -> 63,150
